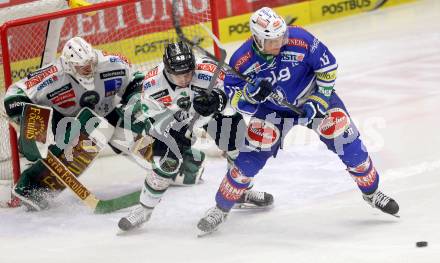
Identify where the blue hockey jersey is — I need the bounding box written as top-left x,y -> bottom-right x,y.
224,26 -> 338,115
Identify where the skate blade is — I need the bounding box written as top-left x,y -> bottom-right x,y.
197,229 -> 217,238
233,203 -> 273,210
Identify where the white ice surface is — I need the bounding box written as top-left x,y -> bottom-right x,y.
2,1 -> 440,262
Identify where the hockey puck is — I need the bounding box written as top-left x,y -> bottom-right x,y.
416,241 -> 428,247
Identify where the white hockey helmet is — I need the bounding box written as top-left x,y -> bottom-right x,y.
250,7 -> 288,53
61,36 -> 97,90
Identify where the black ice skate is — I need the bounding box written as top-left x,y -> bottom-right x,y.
363,190 -> 400,217
197,206 -> 228,237
118,205 -> 153,231
234,190 -> 274,209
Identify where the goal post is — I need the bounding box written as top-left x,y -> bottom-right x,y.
0,0 -> 220,206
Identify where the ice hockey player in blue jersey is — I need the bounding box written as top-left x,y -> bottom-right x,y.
197,7 -> 399,235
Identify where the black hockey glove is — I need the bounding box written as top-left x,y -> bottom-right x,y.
121,71 -> 145,104
243,78 -> 273,103
193,88 -> 227,117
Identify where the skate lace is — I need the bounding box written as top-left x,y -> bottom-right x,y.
372,191 -> 390,208
246,190 -> 265,202
205,207 -> 225,226
126,206 -> 148,224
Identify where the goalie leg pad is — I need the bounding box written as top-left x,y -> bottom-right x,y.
13,161 -> 53,211
13,108 -> 112,210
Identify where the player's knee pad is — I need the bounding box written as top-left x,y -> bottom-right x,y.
347,156 -> 379,194
172,148 -> 206,186
235,151 -> 272,178
140,155 -> 180,207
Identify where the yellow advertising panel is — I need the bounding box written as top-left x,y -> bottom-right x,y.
310,0 -> 416,23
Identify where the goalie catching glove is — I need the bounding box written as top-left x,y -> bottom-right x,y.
193,88 -> 227,117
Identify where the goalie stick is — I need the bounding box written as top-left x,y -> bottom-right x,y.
171,0 -> 302,115
2,106 -> 142,213
41,150 -> 140,214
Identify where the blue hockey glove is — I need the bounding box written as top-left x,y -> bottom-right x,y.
301,92 -> 330,126
243,78 -> 273,103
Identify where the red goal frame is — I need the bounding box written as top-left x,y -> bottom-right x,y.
0,0 -> 220,185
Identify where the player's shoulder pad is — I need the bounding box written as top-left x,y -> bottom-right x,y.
194,58 -> 225,82
22,62 -> 61,92
285,26 -> 317,51
99,50 -> 131,65
229,38 -> 254,72
142,64 -> 162,91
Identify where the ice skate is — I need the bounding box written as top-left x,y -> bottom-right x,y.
118,205 -> 153,231
363,190 -> 400,217
234,190 -> 274,209
197,206 -> 228,237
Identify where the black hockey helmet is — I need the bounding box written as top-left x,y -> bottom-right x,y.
163,41 -> 195,75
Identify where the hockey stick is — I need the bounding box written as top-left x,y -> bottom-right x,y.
41,151 -> 140,214
2,107 -> 141,213
171,0 -> 302,115
172,2 -> 227,138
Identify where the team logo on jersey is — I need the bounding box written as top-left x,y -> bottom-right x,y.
281,51 -> 305,63
243,62 -> 262,75
145,67 -> 159,79
151,89 -> 169,100
104,78 -> 123,97
99,69 -> 126,79
47,84 -> 72,99
158,96 -> 172,106
311,38 -> 320,53
143,79 -> 156,89
234,51 -> 252,71
79,91 -> 100,109
37,75 -> 58,91
287,38 -> 308,49
27,65 -> 57,78
103,51 -> 130,65
25,65 -> 58,89
50,88 -> 76,109
246,118 -> 280,149
197,63 -> 225,80
318,108 -> 351,139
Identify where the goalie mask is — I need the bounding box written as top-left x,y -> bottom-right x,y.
61,36 -> 97,90
163,41 -> 195,87
250,7 -> 288,55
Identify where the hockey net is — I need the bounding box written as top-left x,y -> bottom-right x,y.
0,0 -> 220,206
